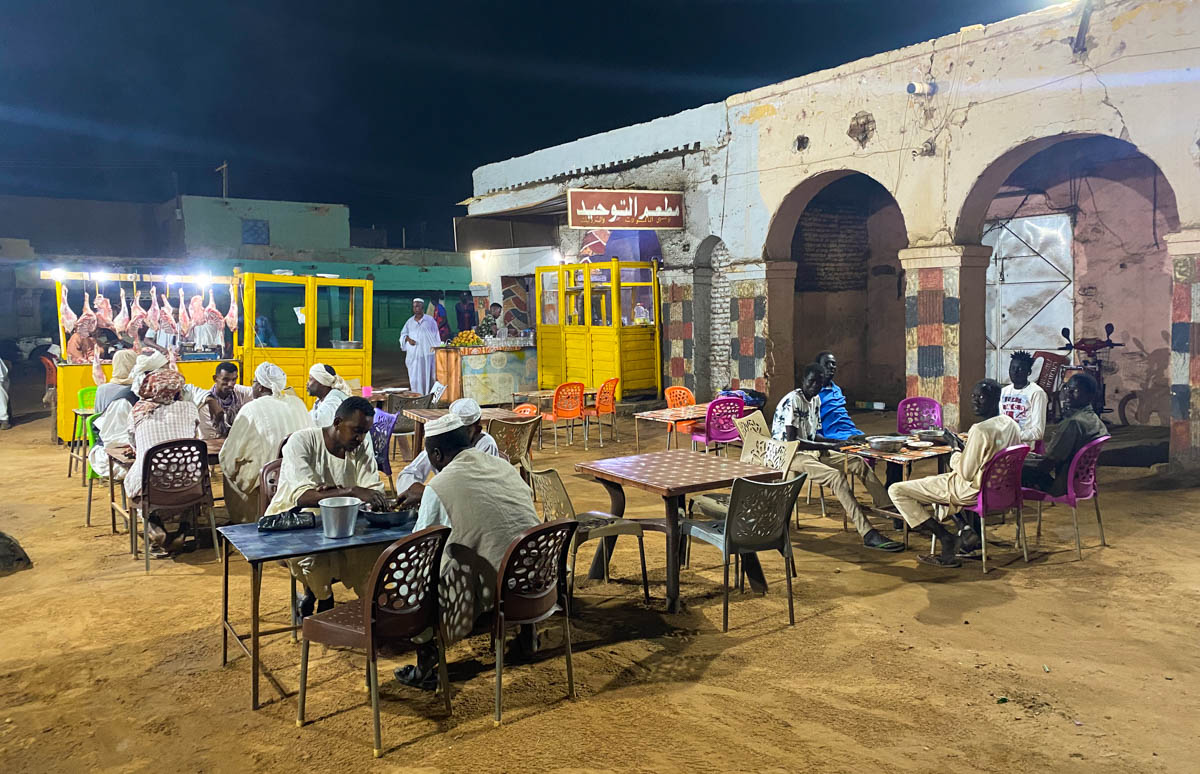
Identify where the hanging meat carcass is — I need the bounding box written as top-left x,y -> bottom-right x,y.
223,282 -> 239,331
126,287 -> 149,351
94,293 -> 115,332
75,292 -> 98,337
147,287 -> 161,332
60,286 -> 79,334
177,289 -> 194,338
113,288 -> 130,336
159,292 -> 180,337
92,347 -> 106,386
191,292 -> 221,349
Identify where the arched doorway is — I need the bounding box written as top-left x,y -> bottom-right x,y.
958,135 -> 1180,426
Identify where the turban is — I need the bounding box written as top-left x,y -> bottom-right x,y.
413,297 -> 425,304
254,362 -> 288,396
131,369 -> 186,429
131,350 -> 170,395
308,363 -> 350,394
424,414 -> 463,438
449,397 -> 482,425
109,349 -> 138,386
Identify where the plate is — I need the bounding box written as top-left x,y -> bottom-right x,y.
906,440 -> 934,448
364,510 -> 418,528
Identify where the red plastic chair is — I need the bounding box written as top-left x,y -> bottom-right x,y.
1021,435 -> 1110,561
690,396 -> 744,454
580,377 -> 619,448
513,403 -> 539,417
897,396 -> 943,434
663,385 -> 697,449
541,382 -> 586,452
40,355 -> 58,388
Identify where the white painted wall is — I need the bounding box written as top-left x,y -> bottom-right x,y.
469,246 -> 557,304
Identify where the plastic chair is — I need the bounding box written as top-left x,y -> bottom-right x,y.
664,385 -> 697,449
1021,435 -> 1110,561
897,396 -> 942,434
680,475 -> 807,631
513,403 -> 539,417
529,469 -> 649,605
493,519 -> 579,725
488,416 -> 541,483
541,382 -> 586,452
387,392 -> 435,460
257,458 -> 302,641
131,439 -> 218,573
297,526 -> 453,758
1032,350 -> 1069,422
732,411 -> 769,443
580,377 -> 620,447
39,355 -> 58,388
691,396 -> 744,454
83,412 -> 104,526
371,408 -> 399,476
67,386 -> 98,481
40,356 -> 58,443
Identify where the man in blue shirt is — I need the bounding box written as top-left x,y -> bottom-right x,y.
816,351 -> 867,441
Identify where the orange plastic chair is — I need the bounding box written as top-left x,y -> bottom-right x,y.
541,382 -> 586,452
513,403 -> 539,417
581,378 -> 619,448
663,386 -> 697,449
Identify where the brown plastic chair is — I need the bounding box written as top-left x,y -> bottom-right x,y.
297,526 -> 453,758
132,439 -> 217,573
488,416 -> 541,483
258,458 -> 304,640
493,519 -> 579,725
513,403 -> 539,417
388,392 -> 435,460
540,382 -> 586,452
529,469 -> 649,605
1032,350 -> 1069,422
664,385 -> 697,448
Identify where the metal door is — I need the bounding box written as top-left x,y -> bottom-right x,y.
982,213 -> 1073,380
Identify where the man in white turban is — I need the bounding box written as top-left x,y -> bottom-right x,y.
399,298 -> 440,394
395,398 -> 500,508
218,362 -> 314,523
306,363 -> 350,428
131,347 -> 225,430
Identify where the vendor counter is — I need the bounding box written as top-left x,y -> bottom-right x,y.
435,342 -> 537,406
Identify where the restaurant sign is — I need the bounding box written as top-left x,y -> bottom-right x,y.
567,188 -> 684,230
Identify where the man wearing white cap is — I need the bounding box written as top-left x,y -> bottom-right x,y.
399,298 -> 440,394
219,362 -> 314,523
394,413 -> 539,690
306,363 -> 350,428
395,398 -> 500,508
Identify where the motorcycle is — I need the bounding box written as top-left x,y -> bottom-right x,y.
1058,322 -> 1123,416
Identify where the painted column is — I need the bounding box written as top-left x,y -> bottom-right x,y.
724,260 -> 797,405
1166,229 -> 1200,470
659,267 -> 699,395
897,245 -> 991,430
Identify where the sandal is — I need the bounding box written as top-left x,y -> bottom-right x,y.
393,665 -> 438,692
917,553 -> 962,568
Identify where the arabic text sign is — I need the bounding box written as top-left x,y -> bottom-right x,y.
567,189 -> 684,230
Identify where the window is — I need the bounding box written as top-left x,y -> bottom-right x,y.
241,218 -> 270,245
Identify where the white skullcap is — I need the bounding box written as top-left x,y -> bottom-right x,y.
254,362 -> 287,396
449,397 -> 482,425
424,414 -> 464,438
413,297 -> 425,304
308,363 -> 350,393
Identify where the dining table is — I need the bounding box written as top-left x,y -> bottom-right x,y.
574,449 -> 783,613
402,406 -> 523,452
631,403 -> 711,453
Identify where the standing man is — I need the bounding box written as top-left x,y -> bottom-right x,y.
307,363 -> 350,428
395,398 -> 501,508
0,357 -> 10,430
432,292 -> 451,341
201,361 -> 254,439
455,292 -> 478,332
814,351 -> 866,441
1000,351 -> 1047,445
1022,373 -> 1106,495
400,298 -> 440,394
475,302 -> 503,338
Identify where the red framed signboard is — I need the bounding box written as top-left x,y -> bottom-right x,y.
567,188 -> 684,230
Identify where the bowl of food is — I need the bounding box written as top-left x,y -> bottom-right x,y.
906,440 -> 934,449
364,509 -> 418,529
915,428 -> 946,443
866,435 -> 908,453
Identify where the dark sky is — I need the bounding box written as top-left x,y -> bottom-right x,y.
0,0 -> 1049,250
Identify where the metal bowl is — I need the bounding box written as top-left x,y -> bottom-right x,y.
331,340 -> 363,349
866,435 -> 908,453
915,428 -> 946,442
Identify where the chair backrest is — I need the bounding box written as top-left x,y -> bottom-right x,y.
85,411 -> 101,447
496,519 -> 578,623
276,433 -> 293,459
388,392 -> 435,433
724,475 -> 807,552
528,469 -> 577,522
733,410 -> 769,441
664,386 -> 695,409
77,385 -> 97,411
488,416 -> 541,469
364,525 -> 452,653
552,382 -> 585,419
257,458 -> 283,517
40,356 -> 58,388
1031,350 -> 1068,394
371,408 -> 400,475
897,397 -> 942,434
975,444 -> 1030,514
738,434 -> 799,473
513,403 -> 539,417
595,377 -> 619,413
141,439 -> 212,510
1066,435 -> 1110,503
702,396 -> 744,443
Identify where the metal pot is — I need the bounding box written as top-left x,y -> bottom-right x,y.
866,435 -> 908,453
318,496 -> 362,538
331,340 -> 363,350
915,428 -> 946,442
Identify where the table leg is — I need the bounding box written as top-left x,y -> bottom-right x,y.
413,424 -> 425,457
586,480 -> 627,580
938,454 -> 949,475
634,417 -> 640,453
664,494 -> 684,613
250,560 -> 262,710
221,538 -> 229,666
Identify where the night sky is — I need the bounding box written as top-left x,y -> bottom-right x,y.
1,0 -> 1050,250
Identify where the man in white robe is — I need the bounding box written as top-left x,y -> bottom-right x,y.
395,398 -> 500,508
306,363 -> 350,428
265,396 -> 388,616
219,363 -> 313,523
399,298 -> 440,395
0,357 -> 10,430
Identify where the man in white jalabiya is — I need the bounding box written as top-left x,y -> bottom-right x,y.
399,298 -> 440,394
306,363 -> 350,428
395,397 -> 500,508
0,357 -> 11,430
393,414 -> 539,691
88,349 -> 140,478
218,362 -> 313,523
265,396 -> 388,617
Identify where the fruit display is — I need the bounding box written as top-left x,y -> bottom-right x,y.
448,330 -> 484,347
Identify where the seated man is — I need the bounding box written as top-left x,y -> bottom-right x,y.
200,361 -> 255,439
88,349 -> 140,479
265,396 -> 389,616
395,397 -> 500,508
773,364 -> 902,552
815,351 -> 866,441
1022,372 -> 1106,495
306,363 -> 350,428
888,379 -> 1021,568
394,414 -> 540,690
1000,350 -> 1047,445
219,363 -> 314,523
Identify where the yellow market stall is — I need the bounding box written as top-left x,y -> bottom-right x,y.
535,259 -> 660,401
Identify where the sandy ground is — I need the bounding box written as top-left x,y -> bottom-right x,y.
1,370 -> 1198,773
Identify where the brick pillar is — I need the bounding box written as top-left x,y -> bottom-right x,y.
896,245 -> 991,430
1166,230 -> 1200,470
724,260 -> 797,406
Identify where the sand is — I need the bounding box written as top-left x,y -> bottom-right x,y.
1,383 -> 1198,773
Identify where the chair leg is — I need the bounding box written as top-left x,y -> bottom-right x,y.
596,417 -> 603,449
436,623 -> 453,716
553,423 -> 559,454
722,553 -> 730,633
818,487 -> 828,519
493,617 -> 505,726
563,613 -> 576,699
637,534 -> 650,603
1071,506 -> 1082,560
612,414 -> 618,442
1017,505 -> 1029,562
785,548 -> 795,626
86,476 -> 94,527
600,537 -> 609,584
143,513 -> 151,574
296,639 -> 309,726
1093,493 -> 1106,546
369,656 -> 382,758
1036,501 -> 1044,539
209,508 -> 221,564
568,544 -> 579,607
290,576 -> 300,642
980,513 -> 988,575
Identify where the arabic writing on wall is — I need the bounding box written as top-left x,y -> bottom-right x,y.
567,189 -> 684,230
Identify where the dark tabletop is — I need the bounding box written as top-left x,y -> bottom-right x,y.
575,449 -> 782,497
217,516 -> 415,563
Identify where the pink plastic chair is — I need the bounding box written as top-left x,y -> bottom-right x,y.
1021,435 -> 1110,561
897,396 -> 943,434
691,396 -> 744,454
